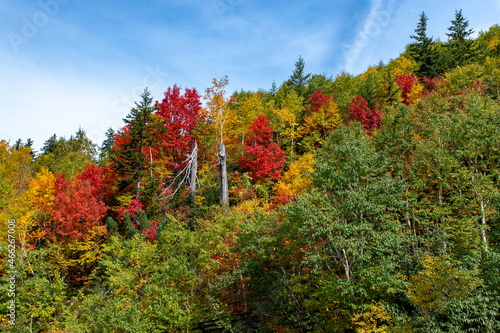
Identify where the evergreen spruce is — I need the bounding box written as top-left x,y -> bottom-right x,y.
409,12 -> 437,78
99,128 -> 115,165
446,9 -> 476,67
111,88 -> 157,198
288,55 -> 311,97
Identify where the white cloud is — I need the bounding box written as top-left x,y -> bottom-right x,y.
342,0 -> 385,74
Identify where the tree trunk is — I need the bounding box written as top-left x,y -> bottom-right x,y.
189,142 -> 198,199
480,198 -> 488,247
136,175 -> 141,199
342,248 -> 355,295
219,142 -> 229,206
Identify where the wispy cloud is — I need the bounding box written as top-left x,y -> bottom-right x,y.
341,0 -> 400,74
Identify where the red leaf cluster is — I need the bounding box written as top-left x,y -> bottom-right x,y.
76,164 -> 115,201
348,96 -> 383,135
155,85 -> 202,170
143,220 -> 159,243
231,185 -> 258,202
396,73 -> 420,105
306,89 -> 332,113
238,115 -> 286,183
50,174 -> 108,240
118,199 -> 144,218
272,188 -> 296,206
423,76 -> 443,93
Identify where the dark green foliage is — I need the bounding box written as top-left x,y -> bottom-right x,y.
106,216 -> 118,235
0,245 -> 67,333
14,138 -> 35,157
409,12 -> 438,78
111,88 -> 162,199
98,128 -> 115,166
446,9 -> 477,67
446,9 -> 474,42
270,79 -> 278,95
35,128 -> 97,178
357,69 -> 381,108
287,55 -> 311,98
305,73 -> 335,97
331,71 -> 358,119
240,125 -> 411,330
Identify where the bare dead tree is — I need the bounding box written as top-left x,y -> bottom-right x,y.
219,142 -> 229,206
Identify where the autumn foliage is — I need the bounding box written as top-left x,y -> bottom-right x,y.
348,96 -> 383,135
155,85 -> 203,170
238,115 -> 286,183
396,73 -> 424,105
300,90 -> 341,143
49,172 -> 108,240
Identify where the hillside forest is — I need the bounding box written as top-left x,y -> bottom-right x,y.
2,10 -> 500,332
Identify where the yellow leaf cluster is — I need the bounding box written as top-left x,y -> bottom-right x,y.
0,150 -> 49,246
0,141 -> 33,195
28,167 -> 56,212
441,63 -> 484,94
407,255 -> 481,315
390,55 -> 418,77
305,99 -> 340,130
233,93 -> 268,136
273,90 -> 302,128
274,153 -> 315,199
488,32 -> 500,54
0,192 -> 37,247
204,76 -> 233,144
406,80 -> 425,105
154,155 -> 174,180
298,99 -> 341,147
234,198 -> 271,215
272,90 -> 304,155
359,66 -> 380,80
352,302 -> 392,333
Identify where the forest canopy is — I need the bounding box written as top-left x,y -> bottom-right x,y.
2,10 -> 500,332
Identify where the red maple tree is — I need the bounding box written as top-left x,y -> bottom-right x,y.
348,96 -> 383,135
306,89 -> 331,113
396,73 -> 420,105
238,115 -> 286,183
76,164 -> 115,201
155,85 -> 203,170
50,174 -> 108,240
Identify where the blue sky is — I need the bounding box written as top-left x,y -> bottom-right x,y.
1,0 -> 500,152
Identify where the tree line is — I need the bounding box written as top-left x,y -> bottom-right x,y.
1,9 -> 500,332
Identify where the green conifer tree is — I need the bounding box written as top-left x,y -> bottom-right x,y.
99,128 -> 115,166
288,55 -> 311,98
111,88 -> 159,198
446,9 -> 476,67
409,12 -> 437,78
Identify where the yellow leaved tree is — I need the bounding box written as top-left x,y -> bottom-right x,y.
23,167 -> 57,244
274,153 -> 315,204
204,76 -> 233,146
272,89 -> 304,156
407,255 -> 481,333
204,76 -> 234,206
352,302 -> 393,333
0,141 -> 35,249
297,90 -> 342,151
230,92 -> 274,155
